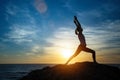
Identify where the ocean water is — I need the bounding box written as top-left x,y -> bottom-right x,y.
0,64 -> 119,80
0,64 -> 54,80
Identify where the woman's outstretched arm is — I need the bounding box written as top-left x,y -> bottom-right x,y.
74,16 -> 83,31
74,16 -> 81,27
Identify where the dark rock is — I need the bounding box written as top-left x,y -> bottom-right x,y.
20,62 -> 120,80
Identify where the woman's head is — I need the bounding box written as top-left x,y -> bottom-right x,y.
77,27 -> 83,33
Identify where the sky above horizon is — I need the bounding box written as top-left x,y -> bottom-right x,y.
0,0 -> 120,64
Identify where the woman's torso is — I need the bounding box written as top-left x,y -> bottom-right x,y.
78,33 -> 86,46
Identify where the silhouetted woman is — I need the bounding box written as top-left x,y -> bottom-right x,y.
65,16 -> 97,64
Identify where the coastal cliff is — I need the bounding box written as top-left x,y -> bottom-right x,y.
20,62 -> 120,80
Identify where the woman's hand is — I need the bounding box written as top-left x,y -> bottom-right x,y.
74,16 -> 77,20
74,16 -> 77,25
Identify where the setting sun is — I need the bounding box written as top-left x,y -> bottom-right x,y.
61,49 -> 73,58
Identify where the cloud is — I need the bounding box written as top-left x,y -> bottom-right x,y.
46,27 -> 77,47
6,3 -> 19,16
45,25 -> 104,54
45,27 -> 79,55
97,20 -> 120,50
63,0 -> 72,10
75,2 -> 119,19
45,19 -> 120,55
26,45 -> 43,56
5,2 -> 37,25
5,24 -> 39,44
76,10 -> 102,19
83,20 -> 120,55
34,0 -> 47,14
4,3 -> 42,44
63,0 -> 120,23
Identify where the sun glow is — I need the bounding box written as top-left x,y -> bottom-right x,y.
61,49 -> 73,58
